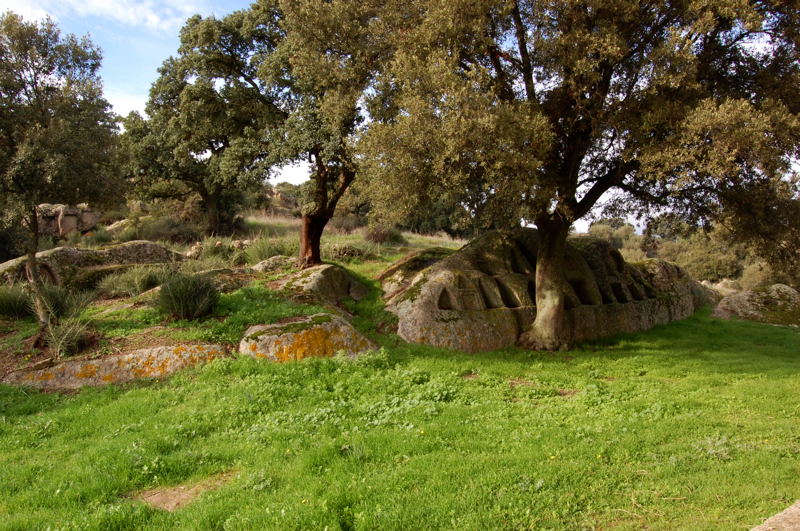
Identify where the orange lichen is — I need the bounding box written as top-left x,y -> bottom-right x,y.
76,364 -> 98,379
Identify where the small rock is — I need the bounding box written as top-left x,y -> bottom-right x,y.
240,313 -> 375,362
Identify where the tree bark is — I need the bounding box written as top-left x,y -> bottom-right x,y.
25,207 -> 51,339
298,213 -> 330,267
203,192 -> 222,236
519,218 -> 572,350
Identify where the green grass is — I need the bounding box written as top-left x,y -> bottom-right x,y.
1,310 -> 798,529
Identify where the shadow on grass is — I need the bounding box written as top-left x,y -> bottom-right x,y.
381,308 -> 800,377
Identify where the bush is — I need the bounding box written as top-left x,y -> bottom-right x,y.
246,236 -> 299,264
137,217 -> 202,244
321,241 -> 378,262
82,227 -> 112,247
45,317 -> 90,357
159,274 -> 219,320
365,225 -> 407,245
0,285 -> 32,318
37,285 -> 93,320
98,265 -> 174,298
180,256 -> 230,274
739,261 -> 795,291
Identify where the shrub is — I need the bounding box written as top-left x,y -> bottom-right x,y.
180,256 -> 230,274
739,261 -> 795,291
138,217 -> 201,244
98,265 -> 174,297
82,226 -> 112,247
45,317 -> 90,357
159,274 -> 219,320
246,236 -> 299,264
322,241 -> 378,262
365,225 -> 407,245
0,285 -> 32,318
37,285 -> 93,320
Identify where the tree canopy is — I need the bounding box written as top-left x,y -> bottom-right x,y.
0,12 -> 118,331
283,0 -> 800,348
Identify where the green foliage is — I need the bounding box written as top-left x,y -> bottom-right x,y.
45,317 -> 90,358
158,274 -> 219,320
38,285 -> 93,321
0,285 -> 32,318
81,227 -> 113,247
1,312 -> 800,528
365,225 -> 407,245
0,12 -> 121,239
245,236 -> 300,265
128,217 -> 202,245
98,265 -> 175,298
321,241 -> 379,263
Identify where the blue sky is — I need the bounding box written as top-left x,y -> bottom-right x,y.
1,0 -> 252,116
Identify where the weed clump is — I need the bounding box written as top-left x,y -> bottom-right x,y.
99,265 -> 174,297
246,236 -> 299,264
365,225 -> 407,245
0,285 -> 32,318
37,285 -> 93,320
45,317 -> 90,357
159,274 -> 219,320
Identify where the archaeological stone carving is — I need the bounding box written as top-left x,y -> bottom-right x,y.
385,228 -> 713,352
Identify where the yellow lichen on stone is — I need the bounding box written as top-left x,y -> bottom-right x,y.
76,364 -> 98,379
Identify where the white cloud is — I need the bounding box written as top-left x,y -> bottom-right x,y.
271,162 -> 311,185
0,2 -> 50,21
0,0 -> 204,32
104,88 -> 147,117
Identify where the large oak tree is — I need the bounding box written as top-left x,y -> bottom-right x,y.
286,0 -> 800,349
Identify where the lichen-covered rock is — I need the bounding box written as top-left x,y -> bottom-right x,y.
270,264 -> 369,304
0,240 -> 183,286
2,344 -> 226,390
240,313 -> 375,361
252,255 -> 296,273
377,247 -> 454,299
386,228 -> 710,352
37,203 -> 98,238
714,283 -> 800,325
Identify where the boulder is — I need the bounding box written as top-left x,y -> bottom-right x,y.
2,344 -> 227,390
386,228 -> 712,352
252,255 -> 296,273
0,240 -> 183,286
714,283 -> 800,325
36,203 -> 98,238
377,247 -> 454,299
239,313 -> 375,361
269,264 -> 369,304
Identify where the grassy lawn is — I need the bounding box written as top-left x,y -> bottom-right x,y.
1,308 -> 798,530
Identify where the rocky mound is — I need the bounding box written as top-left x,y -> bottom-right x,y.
714,283 -> 800,325
240,313 -> 375,361
269,263 -> 369,304
386,228 -> 713,352
377,247 -> 454,299
0,241 -> 183,286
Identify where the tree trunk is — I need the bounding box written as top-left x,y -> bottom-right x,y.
298,213 -> 330,267
205,194 -> 221,236
25,208 -> 51,340
519,220 -> 572,350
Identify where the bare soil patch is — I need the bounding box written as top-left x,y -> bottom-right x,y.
133,471 -> 235,512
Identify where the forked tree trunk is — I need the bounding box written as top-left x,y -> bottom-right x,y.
519,220 -> 572,351
298,213 -> 330,267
